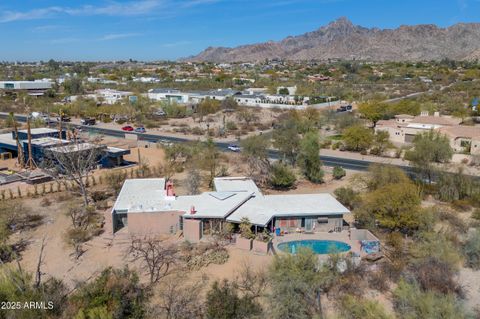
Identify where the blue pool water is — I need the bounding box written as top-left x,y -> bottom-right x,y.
278,240 -> 351,255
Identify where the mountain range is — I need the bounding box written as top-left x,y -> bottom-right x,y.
185,17 -> 480,62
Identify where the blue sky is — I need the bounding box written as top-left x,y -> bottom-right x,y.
0,0 -> 478,61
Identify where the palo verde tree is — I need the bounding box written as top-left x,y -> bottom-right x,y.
297,131 -> 324,183
405,130 -> 453,182
342,125 -> 374,152
272,119 -> 301,166
358,101 -> 388,128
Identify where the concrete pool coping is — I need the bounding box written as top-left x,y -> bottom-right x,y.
273,231 -> 363,259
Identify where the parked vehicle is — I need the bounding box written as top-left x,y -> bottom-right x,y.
135,127 -> 146,133
153,109 -> 166,117
122,125 -> 134,132
58,115 -> 71,122
336,105 -> 353,113
227,144 -> 241,152
81,118 -> 96,125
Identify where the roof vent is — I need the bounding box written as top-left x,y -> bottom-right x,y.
190,206 -> 196,215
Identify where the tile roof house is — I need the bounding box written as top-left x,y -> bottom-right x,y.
111,177 -> 350,241
375,111 -> 480,154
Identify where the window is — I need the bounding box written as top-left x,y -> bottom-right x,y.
317,217 -> 328,224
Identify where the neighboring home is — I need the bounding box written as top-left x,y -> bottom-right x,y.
111,177 -> 350,242
375,111 -> 480,153
147,88 -> 190,104
132,77 -> 160,83
439,125 -> 480,155
94,89 -> 133,105
0,127 -> 130,168
0,80 -> 53,96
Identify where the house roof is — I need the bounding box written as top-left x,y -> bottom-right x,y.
410,116 -> 461,126
226,193 -> 350,226
179,191 -> 254,219
113,178 -> 350,226
113,179 -> 167,212
213,177 -> 262,196
439,125 -> 480,139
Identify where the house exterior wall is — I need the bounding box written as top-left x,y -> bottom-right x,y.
274,215 -> 344,233
127,211 -> 183,236
183,219 -> 202,242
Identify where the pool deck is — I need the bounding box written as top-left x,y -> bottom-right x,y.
273,231 -> 363,259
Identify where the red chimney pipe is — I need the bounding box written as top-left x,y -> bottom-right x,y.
166,180 -> 175,196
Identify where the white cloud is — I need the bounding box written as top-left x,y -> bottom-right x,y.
0,0 -> 221,23
99,33 -> 141,40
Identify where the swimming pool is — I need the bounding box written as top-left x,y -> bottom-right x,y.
277,240 -> 351,255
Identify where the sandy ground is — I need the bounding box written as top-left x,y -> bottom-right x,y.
459,266 -> 480,312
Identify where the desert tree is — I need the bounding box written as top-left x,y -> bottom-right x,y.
297,131 -> 324,183
405,130 -> 453,183
129,237 -> 178,285
240,134 -> 271,185
43,140 -> 104,207
186,167 -> 201,195
153,274 -> 207,319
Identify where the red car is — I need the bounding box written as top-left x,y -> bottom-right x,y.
122,125 -> 134,132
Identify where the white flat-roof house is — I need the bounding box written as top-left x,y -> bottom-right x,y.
111,177 -> 350,242
0,80 -> 53,96
94,89 -> 133,105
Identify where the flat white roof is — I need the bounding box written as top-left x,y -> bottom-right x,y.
113,179 -> 167,212
213,177 -> 262,195
0,133 -> 16,146
227,193 -> 350,226
179,191 -> 253,219
18,128 -> 58,135
112,178 -> 350,226
49,142 -> 104,153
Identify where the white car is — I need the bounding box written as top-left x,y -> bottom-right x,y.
227,144 -> 241,152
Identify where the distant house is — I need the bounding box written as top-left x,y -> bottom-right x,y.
111,177 -> 350,242
0,80 -> 53,96
375,111 -> 480,154
94,89 -> 133,105
0,127 -> 130,168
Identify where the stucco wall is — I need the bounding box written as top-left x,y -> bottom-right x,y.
127,211 -> 183,236
183,219 -> 202,243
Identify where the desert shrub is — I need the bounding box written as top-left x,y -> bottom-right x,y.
409,232 -> 462,270
409,256 -> 463,296
226,121 -> 238,131
40,197 -> 52,207
472,208 -> 480,220
239,217 -> 254,240
205,280 -> 262,319
65,267 -> 147,319
104,170 -> 128,195
91,190 -> 111,202
339,295 -> 392,319
435,207 -> 468,232
191,127 -> 204,135
393,280 -> 465,319
334,187 -> 359,210
463,229 -> 480,270
0,267 -> 68,318
268,162 -> 296,190
451,199 -> 472,212
368,270 -> 390,292
333,166 -> 347,180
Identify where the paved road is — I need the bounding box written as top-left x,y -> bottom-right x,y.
0,112 -> 414,173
